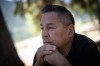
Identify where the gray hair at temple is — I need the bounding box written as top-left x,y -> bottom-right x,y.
41,5 -> 75,26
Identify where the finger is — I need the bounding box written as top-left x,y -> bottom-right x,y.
44,44 -> 56,51
42,50 -> 53,57
43,54 -> 51,62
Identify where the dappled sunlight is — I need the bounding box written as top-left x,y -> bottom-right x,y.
15,35 -> 43,66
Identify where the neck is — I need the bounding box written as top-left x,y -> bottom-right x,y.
58,37 -> 73,56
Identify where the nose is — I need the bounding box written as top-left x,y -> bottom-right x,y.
42,30 -> 49,38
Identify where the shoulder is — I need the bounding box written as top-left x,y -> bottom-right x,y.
73,33 -> 99,57
74,33 -> 97,48
72,33 -> 100,65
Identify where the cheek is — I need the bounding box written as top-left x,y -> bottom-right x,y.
49,30 -> 67,47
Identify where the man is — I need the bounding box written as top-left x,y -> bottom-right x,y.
33,5 -> 100,66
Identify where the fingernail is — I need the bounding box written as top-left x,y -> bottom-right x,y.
49,51 -> 52,53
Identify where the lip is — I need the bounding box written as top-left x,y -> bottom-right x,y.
44,42 -> 53,45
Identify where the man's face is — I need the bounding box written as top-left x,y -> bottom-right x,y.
40,12 -> 73,49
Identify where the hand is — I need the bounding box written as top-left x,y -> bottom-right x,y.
44,49 -> 72,66
35,44 -> 56,66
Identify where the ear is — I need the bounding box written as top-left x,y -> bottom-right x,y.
67,24 -> 75,37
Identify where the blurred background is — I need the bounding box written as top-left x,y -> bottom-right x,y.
0,0 -> 100,66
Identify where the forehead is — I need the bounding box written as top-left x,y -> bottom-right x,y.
40,12 -> 62,25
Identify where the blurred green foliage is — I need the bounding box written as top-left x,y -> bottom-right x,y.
14,0 -> 100,35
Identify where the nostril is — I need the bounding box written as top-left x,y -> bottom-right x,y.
43,33 -> 49,37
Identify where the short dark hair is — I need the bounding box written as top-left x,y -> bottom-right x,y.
41,5 -> 75,25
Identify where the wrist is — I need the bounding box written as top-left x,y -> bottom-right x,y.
57,59 -> 72,66
34,62 -> 43,66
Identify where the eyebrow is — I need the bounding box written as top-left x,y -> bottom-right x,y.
40,23 -> 55,26
47,23 -> 54,26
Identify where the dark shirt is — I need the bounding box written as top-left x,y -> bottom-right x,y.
33,33 -> 100,66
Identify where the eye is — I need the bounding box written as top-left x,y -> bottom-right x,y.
48,27 -> 55,29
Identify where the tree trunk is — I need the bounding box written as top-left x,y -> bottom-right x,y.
0,8 -> 24,66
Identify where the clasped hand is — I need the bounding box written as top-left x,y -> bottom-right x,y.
35,44 -> 71,66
